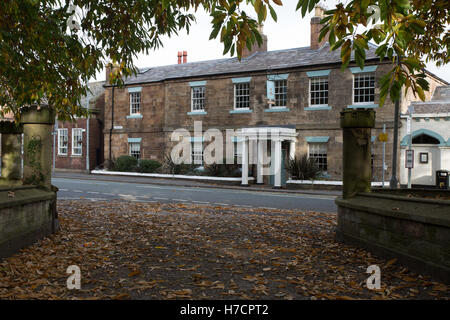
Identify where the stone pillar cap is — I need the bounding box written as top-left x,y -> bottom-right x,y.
20,106 -> 55,125
340,109 -> 376,128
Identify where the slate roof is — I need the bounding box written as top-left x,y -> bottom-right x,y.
122,43 -> 380,85
80,81 -> 105,109
410,86 -> 450,114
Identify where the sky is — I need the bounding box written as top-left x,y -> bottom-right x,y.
93,1 -> 449,83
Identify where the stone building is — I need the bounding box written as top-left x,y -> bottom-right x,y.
399,86 -> 450,186
103,7 -> 447,186
53,81 -> 105,172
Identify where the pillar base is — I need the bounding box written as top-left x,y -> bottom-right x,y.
241,184 -> 250,187
255,182 -> 264,185
272,186 -> 282,189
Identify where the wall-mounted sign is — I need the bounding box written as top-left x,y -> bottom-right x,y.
378,133 -> 388,142
419,152 -> 428,164
405,149 -> 414,169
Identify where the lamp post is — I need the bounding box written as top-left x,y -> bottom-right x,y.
389,55 -> 401,189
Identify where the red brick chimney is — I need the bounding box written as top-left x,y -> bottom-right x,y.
310,6 -> 327,50
242,24 -> 268,58
177,52 -> 182,64
183,51 -> 187,64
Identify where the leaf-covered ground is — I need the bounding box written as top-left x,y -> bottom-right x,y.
0,200 -> 448,300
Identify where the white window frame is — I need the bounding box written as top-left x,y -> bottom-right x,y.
272,79 -> 287,108
191,142 -> 203,165
353,72 -> 375,105
57,128 -> 68,156
234,82 -> 250,110
309,76 -> 329,107
129,142 -> 141,160
71,128 -> 83,156
130,92 -> 141,115
308,143 -> 328,171
191,86 -> 206,112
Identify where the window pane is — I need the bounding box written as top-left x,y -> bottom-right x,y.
235,83 -> 250,109
310,77 -> 328,106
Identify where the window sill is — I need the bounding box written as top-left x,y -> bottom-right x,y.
187,111 -> 207,115
304,105 -> 332,111
230,109 -> 252,114
264,107 -> 290,112
347,104 -> 379,109
126,114 -> 143,119
57,154 -> 68,157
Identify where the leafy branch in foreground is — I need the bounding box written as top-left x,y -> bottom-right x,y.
297,0 -> 448,105
0,0 -> 283,120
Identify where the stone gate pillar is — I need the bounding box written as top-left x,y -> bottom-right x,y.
0,121 -> 23,183
20,106 -> 55,189
340,109 -> 375,199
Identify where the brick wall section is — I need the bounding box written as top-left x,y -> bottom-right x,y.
53,93 -> 105,171
104,83 -> 166,161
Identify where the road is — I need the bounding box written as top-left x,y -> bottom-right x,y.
52,176 -> 337,212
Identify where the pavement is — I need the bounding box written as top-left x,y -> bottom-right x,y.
52,172 -> 339,212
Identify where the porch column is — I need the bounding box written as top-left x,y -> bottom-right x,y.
241,137 -> 249,186
257,139 -> 264,184
289,140 -> 296,160
273,138 -> 282,188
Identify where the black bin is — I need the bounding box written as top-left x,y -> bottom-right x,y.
436,170 -> 449,189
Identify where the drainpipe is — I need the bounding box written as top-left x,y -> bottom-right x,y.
52,119 -> 57,174
109,86 -> 115,169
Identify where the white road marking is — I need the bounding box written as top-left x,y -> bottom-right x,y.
73,190 -> 83,193
87,191 -> 100,194
191,201 -> 210,204
173,199 -> 188,202
153,197 -> 169,200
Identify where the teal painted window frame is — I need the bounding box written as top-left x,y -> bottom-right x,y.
127,87 -> 142,93
267,74 -> 289,81
305,105 -> 332,111
350,65 -> 378,74
230,109 -> 252,114
264,107 -> 290,113
400,128 -> 447,146
306,69 -> 331,77
126,114 -> 143,119
127,138 -> 142,143
305,136 -> 329,143
232,77 -> 252,84
187,111 -> 207,116
189,80 -> 207,87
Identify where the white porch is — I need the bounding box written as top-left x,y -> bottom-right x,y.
237,127 -> 297,188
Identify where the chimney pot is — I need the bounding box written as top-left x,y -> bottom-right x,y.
310,5 -> 327,50
183,51 -> 187,64
177,51 -> 182,64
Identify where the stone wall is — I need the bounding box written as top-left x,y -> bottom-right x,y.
336,191 -> 450,283
0,186 -> 58,259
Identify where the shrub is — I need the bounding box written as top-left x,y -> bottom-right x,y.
137,159 -> 162,173
160,153 -> 196,175
287,154 -> 323,180
114,155 -> 138,172
204,161 -> 241,177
